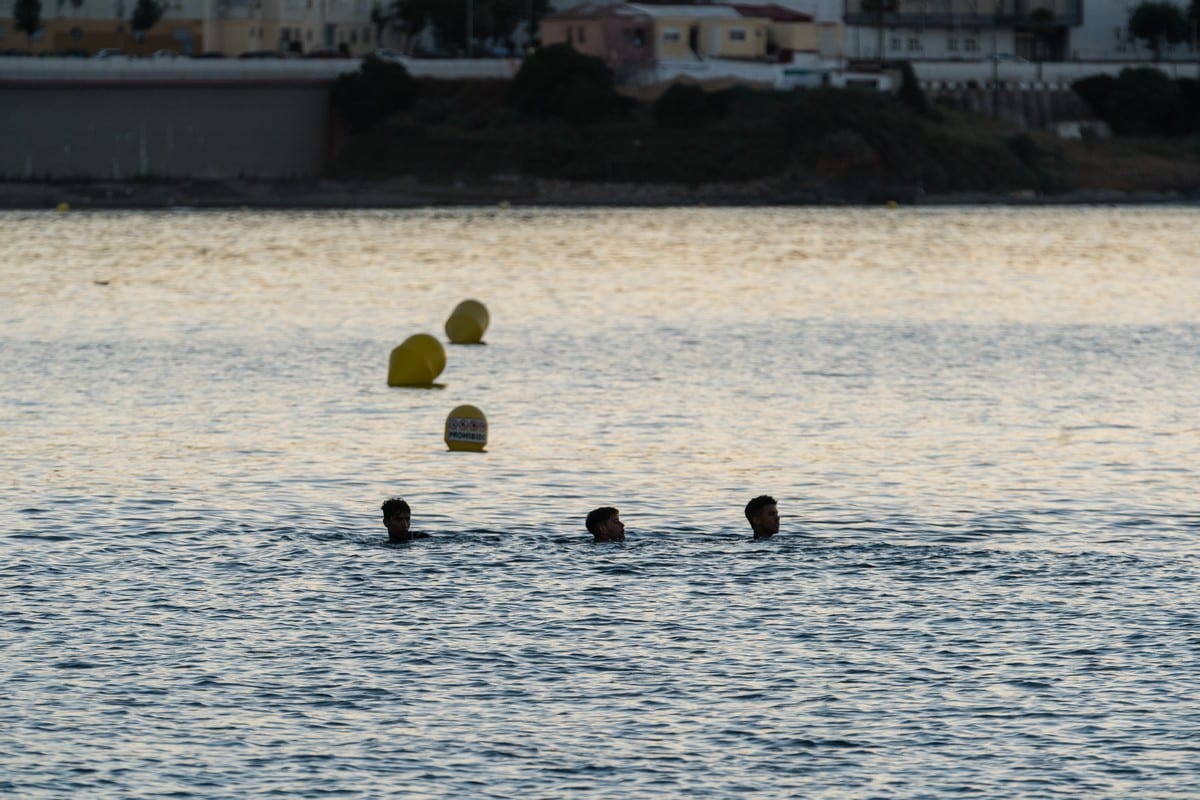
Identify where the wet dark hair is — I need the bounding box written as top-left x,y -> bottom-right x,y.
586,506 -> 618,535
381,497 -> 411,520
744,495 -> 777,522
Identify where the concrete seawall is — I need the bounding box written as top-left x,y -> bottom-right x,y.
1,83 -> 334,179
0,57 -> 517,180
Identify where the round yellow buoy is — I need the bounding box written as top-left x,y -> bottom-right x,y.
444,299 -> 490,345
56,202 -> 70,213
445,404 -> 487,452
887,200 -> 899,209
387,333 -> 446,387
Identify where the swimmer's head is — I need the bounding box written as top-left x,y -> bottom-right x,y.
745,495 -> 779,539
586,506 -> 624,542
382,496 -> 412,542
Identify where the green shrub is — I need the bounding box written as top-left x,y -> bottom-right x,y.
653,83 -> 712,129
777,89 -> 926,180
509,44 -> 625,122
1075,69 -> 1193,137
1073,74 -> 1116,116
1007,133 -> 1040,168
332,55 -> 416,133
1174,78 -> 1200,134
705,85 -> 789,123
1106,67 -> 1181,136
517,125 -> 784,183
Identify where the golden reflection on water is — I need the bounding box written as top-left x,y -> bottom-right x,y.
4,207 -> 1199,333
2,206 -> 1198,532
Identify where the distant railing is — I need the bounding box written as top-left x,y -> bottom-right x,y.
913,59 -> 1200,86
844,0 -> 1082,28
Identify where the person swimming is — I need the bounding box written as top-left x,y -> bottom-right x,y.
745,495 -> 779,539
586,506 -> 626,543
382,496 -> 430,543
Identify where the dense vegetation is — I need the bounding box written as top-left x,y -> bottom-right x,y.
331,50 -> 1200,201
333,55 -> 417,133
1073,68 -> 1200,137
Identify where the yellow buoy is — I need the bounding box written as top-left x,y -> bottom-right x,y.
887,200 -> 899,209
387,333 -> 446,387
445,404 -> 487,452
56,202 -> 70,213
444,299 -> 490,345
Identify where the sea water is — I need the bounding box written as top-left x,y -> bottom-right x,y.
2,207 -> 1199,797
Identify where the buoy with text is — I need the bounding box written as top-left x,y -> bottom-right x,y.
445,404 -> 487,452
387,333 -> 446,387
444,299 -> 490,345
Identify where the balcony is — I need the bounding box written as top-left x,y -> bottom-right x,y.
844,0 -> 1082,29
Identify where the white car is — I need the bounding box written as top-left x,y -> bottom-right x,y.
92,48 -> 132,60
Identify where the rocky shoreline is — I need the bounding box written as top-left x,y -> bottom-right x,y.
3,176 -> 1199,210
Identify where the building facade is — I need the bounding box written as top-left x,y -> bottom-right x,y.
0,0 -> 381,55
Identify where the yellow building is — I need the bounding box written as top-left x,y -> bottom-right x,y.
634,5 -> 761,60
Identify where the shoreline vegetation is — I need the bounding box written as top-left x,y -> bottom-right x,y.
5,49 -> 1200,210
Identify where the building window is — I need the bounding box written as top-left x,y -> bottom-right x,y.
364,28 -> 371,43
663,29 -> 681,42
623,28 -> 645,48
350,30 -> 357,44
729,28 -> 747,41
306,29 -> 313,41
964,38 -> 978,52
907,37 -> 921,52
947,37 -> 957,51
578,26 -> 585,44
889,36 -> 901,52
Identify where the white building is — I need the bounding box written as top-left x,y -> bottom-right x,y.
832,0 -> 1194,62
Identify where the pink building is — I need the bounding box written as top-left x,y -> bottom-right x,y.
540,2 -> 656,75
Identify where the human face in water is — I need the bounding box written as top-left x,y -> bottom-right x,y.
598,513 -> 625,542
752,504 -> 779,538
385,511 -> 412,541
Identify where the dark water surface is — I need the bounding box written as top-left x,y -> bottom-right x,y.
3,207 -> 1199,797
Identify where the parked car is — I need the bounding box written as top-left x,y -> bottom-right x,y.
0,48 -> 33,57
190,51 -> 227,59
92,48 -> 132,59
238,50 -> 284,59
40,49 -> 89,58
151,49 -> 179,59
